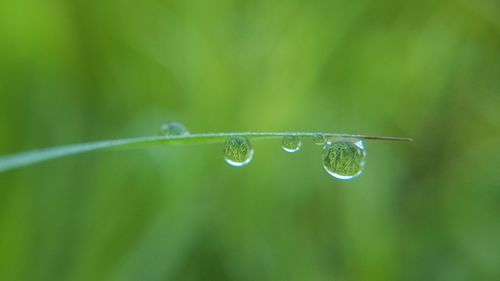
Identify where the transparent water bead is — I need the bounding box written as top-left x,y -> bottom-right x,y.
282,135 -> 302,153
159,121 -> 189,136
312,134 -> 326,146
323,139 -> 366,180
223,136 -> 254,167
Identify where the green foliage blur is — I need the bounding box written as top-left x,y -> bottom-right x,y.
1,0 -> 500,280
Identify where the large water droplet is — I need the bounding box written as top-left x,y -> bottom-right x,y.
312,134 -> 326,146
159,122 -> 189,136
223,136 -> 254,167
322,139 -> 366,180
282,135 -> 302,153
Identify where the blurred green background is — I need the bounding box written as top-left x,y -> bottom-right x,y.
1,0 -> 500,280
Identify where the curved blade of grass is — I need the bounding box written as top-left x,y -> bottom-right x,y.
0,132 -> 412,173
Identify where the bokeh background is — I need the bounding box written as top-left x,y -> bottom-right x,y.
1,0 -> 500,280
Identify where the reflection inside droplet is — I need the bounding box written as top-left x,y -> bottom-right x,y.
159,121 -> 189,136
223,136 -> 254,167
312,134 -> 326,146
281,135 -> 302,153
322,139 -> 366,180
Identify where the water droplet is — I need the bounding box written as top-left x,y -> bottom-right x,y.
281,135 -> 302,153
312,134 -> 326,146
322,139 -> 366,180
223,136 -> 254,167
159,122 -> 189,136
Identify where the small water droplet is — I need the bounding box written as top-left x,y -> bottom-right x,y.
281,135 -> 302,153
159,122 -> 189,136
322,139 -> 366,180
223,136 -> 254,167
312,134 -> 326,146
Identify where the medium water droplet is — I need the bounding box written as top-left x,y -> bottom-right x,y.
223,136 -> 254,167
281,135 -> 301,153
322,139 -> 366,180
312,134 -> 326,146
159,122 -> 189,136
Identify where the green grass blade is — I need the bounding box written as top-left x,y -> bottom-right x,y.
0,132 -> 412,173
